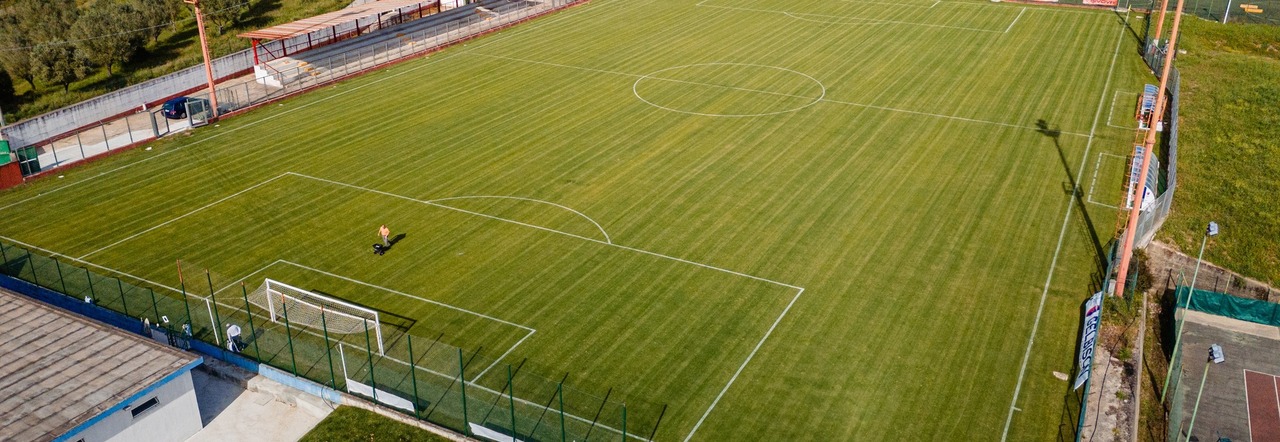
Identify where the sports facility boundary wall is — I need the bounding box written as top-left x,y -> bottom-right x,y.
0,237 -> 665,442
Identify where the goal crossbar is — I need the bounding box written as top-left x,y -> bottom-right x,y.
248,278 -> 384,355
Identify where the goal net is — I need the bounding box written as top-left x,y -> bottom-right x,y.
248,278 -> 384,355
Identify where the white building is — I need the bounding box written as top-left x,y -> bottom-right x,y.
0,289 -> 204,442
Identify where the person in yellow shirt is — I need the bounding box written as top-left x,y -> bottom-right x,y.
379,224 -> 391,247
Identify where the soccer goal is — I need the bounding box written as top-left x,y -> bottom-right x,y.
248,278 -> 384,355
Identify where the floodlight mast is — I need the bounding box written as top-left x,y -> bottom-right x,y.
1112,0 -> 1187,297
184,0 -> 220,120
1149,0 -> 1172,53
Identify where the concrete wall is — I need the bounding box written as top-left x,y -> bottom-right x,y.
0,48 -> 278,150
69,371 -> 203,442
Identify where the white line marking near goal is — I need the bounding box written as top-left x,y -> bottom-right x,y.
683,287 -> 804,442
1000,10 -> 1129,442
1087,152 -> 1125,209
474,328 -> 538,381
276,260 -> 535,332
428,195 -> 612,244
1005,8 -> 1027,34
1107,90 -> 1140,130
77,173 -> 292,259
469,53 -> 1091,137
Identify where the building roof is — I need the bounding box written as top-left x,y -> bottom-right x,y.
0,290 -> 201,442
238,0 -> 432,40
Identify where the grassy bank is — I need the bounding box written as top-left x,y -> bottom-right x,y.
301,407 -> 455,442
1159,17 -> 1280,284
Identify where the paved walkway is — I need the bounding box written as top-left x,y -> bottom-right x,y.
188,361 -> 334,442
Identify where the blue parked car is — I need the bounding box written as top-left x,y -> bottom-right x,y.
162,96 -> 189,119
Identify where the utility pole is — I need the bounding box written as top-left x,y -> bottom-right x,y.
1113,0 -> 1187,297
185,0 -> 220,119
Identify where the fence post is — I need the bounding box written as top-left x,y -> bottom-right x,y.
125,116 -> 133,145
48,142 -> 58,170
459,348 -> 470,435
206,270 -> 224,344
363,319 -> 378,402
282,299 -> 299,377
75,132 -> 86,160
148,288 -> 161,323
84,268 -> 96,304
53,257 -> 68,294
320,305 -> 338,390
241,283 -> 262,363
509,365 -> 517,440
0,240 -> 9,265
117,278 -> 130,317
558,382 -> 566,442
101,124 -> 110,151
408,335 -> 421,418
176,261 -> 194,327
25,248 -> 38,286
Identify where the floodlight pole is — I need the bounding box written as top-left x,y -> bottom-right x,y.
1150,0 -> 1172,53
185,0 -> 220,119
1162,221 -> 1217,402
1223,0 -> 1233,24
1112,0 -> 1186,298
1184,345 -> 1225,440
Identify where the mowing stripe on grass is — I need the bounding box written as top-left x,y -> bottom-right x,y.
1000,10 -> 1129,442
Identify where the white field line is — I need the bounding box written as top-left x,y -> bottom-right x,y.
1107,90 -> 1139,129
1005,8 -> 1027,33
290,171 -> 802,290
682,287 -> 805,442
473,329 -> 537,381
276,260 -> 535,332
839,0 -> 938,7
0,233 -> 182,293
468,53 -> 1092,137
1000,10 -> 1129,442
695,0 -> 1007,32
0,0 -> 609,215
289,172 -> 607,245
1087,152 -> 1125,209
428,195 -> 612,244
77,173 -> 292,259
1243,369 -> 1254,441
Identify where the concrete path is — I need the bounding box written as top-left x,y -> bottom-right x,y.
188,362 -> 334,442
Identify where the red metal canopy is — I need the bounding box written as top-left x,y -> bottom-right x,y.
238,0 -> 430,41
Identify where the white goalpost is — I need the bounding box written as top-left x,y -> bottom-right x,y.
248,278 -> 385,355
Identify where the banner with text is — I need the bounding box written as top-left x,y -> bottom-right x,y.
1073,292 -> 1104,390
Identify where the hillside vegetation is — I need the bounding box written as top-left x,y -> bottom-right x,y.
1159,17 -> 1280,285
0,0 -> 349,122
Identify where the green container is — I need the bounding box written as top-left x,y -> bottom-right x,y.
17,146 -> 39,175
0,140 -> 9,164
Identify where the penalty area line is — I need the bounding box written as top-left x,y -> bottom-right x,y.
683,287 -> 805,442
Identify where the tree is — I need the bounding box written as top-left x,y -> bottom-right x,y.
198,0 -> 247,35
73,2 -> 146,77
0,13 -> 37,89
32,43 -> 88,93
14,0 -> 82,91
132,0 -> 187,43
0,69 -> 15,108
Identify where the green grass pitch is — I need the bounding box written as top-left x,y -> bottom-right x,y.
0,0 -> 1155,440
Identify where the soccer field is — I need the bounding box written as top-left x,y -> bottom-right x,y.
0,0 -> 1151,440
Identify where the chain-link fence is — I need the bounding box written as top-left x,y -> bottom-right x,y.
0,239 -> 665,441
1137,0 -> 1280,25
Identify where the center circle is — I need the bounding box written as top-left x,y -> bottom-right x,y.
633,63 -> 826,117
